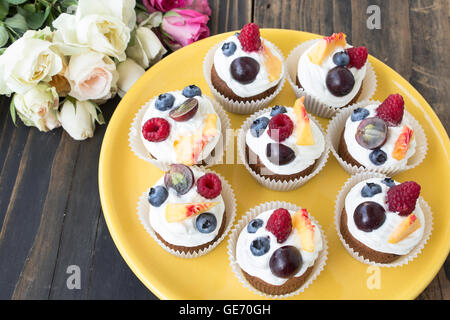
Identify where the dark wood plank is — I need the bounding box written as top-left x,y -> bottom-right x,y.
209,0 -> 252,34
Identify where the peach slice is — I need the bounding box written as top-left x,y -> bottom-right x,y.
388,213 -> 421,244
293,97 -> 315,146
165,202 -> 219,223
392,125 -> 414,160
261,41 -> 282,82
307,32 -> 347,65
292,208 -> 315,252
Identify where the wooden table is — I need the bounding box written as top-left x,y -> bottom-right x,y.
0,0 -> 448,300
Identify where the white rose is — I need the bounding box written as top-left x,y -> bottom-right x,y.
0,37 -> 63,95
65,51 -> 119,101
53,0 -> 136,61
58,99 -> 103,140
126,26 -> 167,69
13,83 -> 60,132
116,58 -> 145,97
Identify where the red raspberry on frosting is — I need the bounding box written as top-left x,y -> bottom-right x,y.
238,23 -> 261,52
376,93 -> 405,126
346,46 -> 368,69
267,113 -> 294,142
266,208 -> 292,243
142,118 -> 170,142
196,173 -> 222,199
386,181 -> 421,216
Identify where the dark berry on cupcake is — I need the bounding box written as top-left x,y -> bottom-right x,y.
182,84 -> 202,97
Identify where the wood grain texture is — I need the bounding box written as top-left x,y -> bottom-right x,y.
0,0 -> 447,300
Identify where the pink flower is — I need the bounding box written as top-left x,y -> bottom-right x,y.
143,0 -> 187,13
184,0 -> 211,16
162,9 -> 210,50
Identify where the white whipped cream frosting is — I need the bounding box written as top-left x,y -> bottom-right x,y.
236,209 -> 323,286
297,41 -> 366,108
213,34 -> 284,98
149,168 -> 225,247
344,178 -> 425,255
140,91 -> 221,163
245,108 -> 325,175
343,104 -> 416,169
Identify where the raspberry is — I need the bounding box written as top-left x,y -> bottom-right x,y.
238,23 -> 261,52
196,173 -> 222,199
266,208 -> 292,243
267,114 -> 294,142
142,118 -> 170,142
376,94 -> 405,126
386,181 -> 421,216
346,46 -> 368,69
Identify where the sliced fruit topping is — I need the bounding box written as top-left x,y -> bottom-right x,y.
155,93 -> 175,111
392,125 -> 414,160
268,113 -> 294,142
293,97 -> 315,146
345,46 -> 368,69
142,117 -> 171,142
381,177 -> 396,188
221,41 -> 237,56
164,164 -> 194,195
375,94 -> 404,126
195,212 -> 217,233
355,117 -> 388,150
266,208 -> 292,243
292,209 -> 315,252
169,98 -> 199,122
361,182 -> 382,198
182,84 -> 202,97
247,218 -> 264,233
266,143 -> 295,166
165,202 -> 218,223
307,32 -> 347,65
369,149 -> 387,166
269,246 -> 302,278
354,201 -> 386,232
261,40 -> 282,82
351,108 -> 370,122
326,66 -> 355,97
148,185 -> 169,207
250,236 -> 270,256
386,181 -> 421,216
230,56 -> 260,84
333,51 -> 350,67
270,105 -> 287,117
388,213 -> 421,244
250,117 -> 269,138
196,172 -> 222,199
238,23 -> 261,52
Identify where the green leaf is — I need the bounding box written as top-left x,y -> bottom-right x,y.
4,13 -> 28,33
7,0 -> 27,5
0,47 -> 6,55
23,3 -> 36,13
164,11 -> 181,18
0,0 -> 8,20
0,24 -> 8,47
60,0 -> 78,9
26,5 -> 50,29
10,96 -> 17,126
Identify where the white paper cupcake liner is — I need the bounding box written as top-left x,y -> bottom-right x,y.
327,100 -> 428,176
237,106 -> 330,191
286,39 -> 378,118
334,172 -> 433,267
227,201 -> 328,299
203,40 -> 287,115
129,92 -> 231,171
136,168 -> 237,258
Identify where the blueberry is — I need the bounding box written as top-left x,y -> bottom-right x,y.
369,149 -> 387,166
221,42 -> 237,57
351,108 -> 370,122
361,183 -> 382,197
148,186 -> 168,207
247,219 -> 264,233
270,106 -> 287,117
333,51 -> 350,67
250,117 -> 269,138
182,85 -> 202,98
195,213 -> 217,233
381,177 -> 395,187
155,93 -> 175,111
250,236 -> 270,256
234,32 -> 240,37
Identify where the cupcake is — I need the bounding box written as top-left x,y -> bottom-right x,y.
130,84 -> 229,169
337,175 -> 431,265
334,94 -> 426,173
230,202 -> 326,296
239,97 -> 328,190
140,164 -> 236,256
204,23 -> 285,114
286,32 -> 376,118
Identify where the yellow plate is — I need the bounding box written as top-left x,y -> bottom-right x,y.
99,29 -> 450,300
